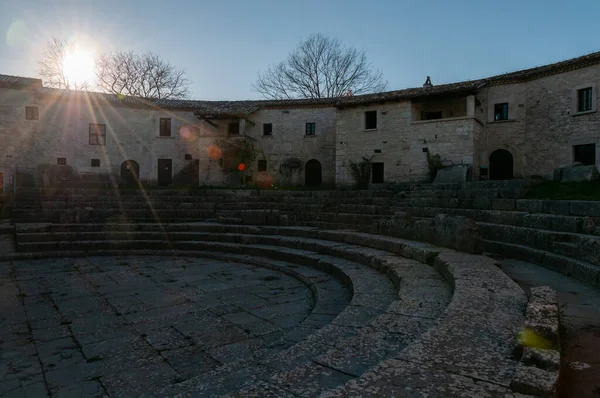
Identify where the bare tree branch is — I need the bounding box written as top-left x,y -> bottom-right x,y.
253,34 -> 387,99
38,38 -> 90,90
96,51 -> 191,99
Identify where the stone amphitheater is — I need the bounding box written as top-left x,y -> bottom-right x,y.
1,180 -> 600,397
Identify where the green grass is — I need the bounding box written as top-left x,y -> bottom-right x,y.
526,181 -> 600,201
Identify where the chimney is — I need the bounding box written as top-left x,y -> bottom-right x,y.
423,76 -> 432,88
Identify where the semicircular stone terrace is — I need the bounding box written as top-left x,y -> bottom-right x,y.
2,219 -> 534,397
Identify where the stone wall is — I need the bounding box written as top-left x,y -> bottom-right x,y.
335,97 -> 476,186
241,106 -> 336,187
0,87 -> 336,190
480,64 -> 600,178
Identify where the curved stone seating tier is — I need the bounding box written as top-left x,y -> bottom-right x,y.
13,190 -> 396,224
400,206 -> 598,235
8,224 -> 530,397
399,211 -> 600,289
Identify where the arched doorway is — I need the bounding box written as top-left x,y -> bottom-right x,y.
489,150 -> 513,180
121,160 -> 139,185
305,159 -> 322,187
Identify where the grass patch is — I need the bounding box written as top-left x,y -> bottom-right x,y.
526,181 -> 600,201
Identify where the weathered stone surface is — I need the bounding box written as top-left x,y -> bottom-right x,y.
524,286 -> 559,348
510,363 -> 558,397
560,164 -> 600,182
433,214 -> 480,253
570,201 -> 600,217
521,347 -> 560,371
433,165 -> 470,184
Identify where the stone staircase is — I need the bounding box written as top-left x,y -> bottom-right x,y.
5,223 -> 535,397
392,181 -> 600,290
12,188 -> 396,229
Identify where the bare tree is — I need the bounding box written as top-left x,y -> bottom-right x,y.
254,34 -> 387,99
38,38 -> 90,90
96,51 -> 190,99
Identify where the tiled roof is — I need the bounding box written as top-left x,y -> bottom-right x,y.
0,74 -> 42,89
335,80 -> 484,107
486,50 -> 600,85
4,50 -> 600,111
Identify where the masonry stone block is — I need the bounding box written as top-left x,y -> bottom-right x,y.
542,201 -> 570,215
560,164 -> 600,183
516,200 -> 545,213
491,199 -> 516,211
569,201 -> 600,217
473,199 -> 491,210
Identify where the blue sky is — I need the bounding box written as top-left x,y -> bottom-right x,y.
1,0 -> 598,100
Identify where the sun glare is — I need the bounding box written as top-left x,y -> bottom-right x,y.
62,46 -> 95,87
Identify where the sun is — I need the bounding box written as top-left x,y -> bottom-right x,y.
62,45 -> 95,87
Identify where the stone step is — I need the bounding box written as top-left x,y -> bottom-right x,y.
481,239 -> 600,289
5,223 -> 526,397
477,221 -> 600,266
400,206 -> 598,236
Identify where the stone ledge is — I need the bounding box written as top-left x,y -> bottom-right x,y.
511,286 -> 561,397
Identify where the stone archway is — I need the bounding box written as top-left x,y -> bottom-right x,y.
305,159 -> 322,187
120,160 -> 139,185
489,149 -> 513,180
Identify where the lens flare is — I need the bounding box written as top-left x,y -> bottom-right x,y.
6,20 -> 27,47
179,125 -> 197,141
207,144 -> 222,160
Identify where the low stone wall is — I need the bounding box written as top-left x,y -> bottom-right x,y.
374,212 -> 480,253
511,286 -> 560,397
405,197 -> 600,217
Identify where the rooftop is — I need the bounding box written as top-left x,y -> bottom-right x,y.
2,49 -> 600,113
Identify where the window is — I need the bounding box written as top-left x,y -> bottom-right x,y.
573,143 -> 596,166
25,106 -> 39,120
577,87 -> 593,112
159,118 -> 172,137
365,111 -> 377,129
494,103 -> 509,121
374,149 -> 381,153
258,159 -> 267,171
305,123 -> 316,136
89,123 -> 106,146
185,154 -> 192,160
422,111 -> 442,120
263,123 -> 272,136
91,159 -> 100,167
372,162 -> 384,184
422,147 -> 429,153
228,122 -> 240,135
57,158 -> 66,165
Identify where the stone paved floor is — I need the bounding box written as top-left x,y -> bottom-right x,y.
502,259 -> 600,398
0,256 -> 332,397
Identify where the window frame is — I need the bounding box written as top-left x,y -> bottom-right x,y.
228,122 -> 240,135
494,103 -> 509,121
305,122 -> 316,136
371,162 -> 384,184
257,159 -> 267,171
263,123 -> 273,136
365,110 -> 377,130
25,106 -> 39,120
572,84 -> 596,115
573,143 -> 596,166
577,87 -> 593,113
159,118 -> 172,137
88,123 -> 107,146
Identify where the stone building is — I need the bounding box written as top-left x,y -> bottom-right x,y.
1,50 -> 600,193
